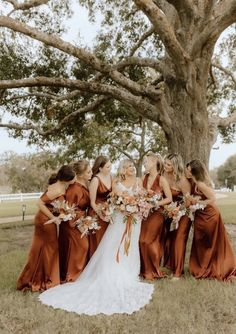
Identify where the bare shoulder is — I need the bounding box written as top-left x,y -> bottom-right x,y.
46,184 -> 63,200
179,175 -> 191,192
90,176 -> 99,186
89,176 -> 99,192
159,175 -> 167,185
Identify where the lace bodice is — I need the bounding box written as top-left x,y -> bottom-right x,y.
116,179 -> 141,195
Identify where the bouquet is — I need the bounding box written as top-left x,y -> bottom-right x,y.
108,190 -> 159,262
75,216 -> 101,238
145,189 -> 162,211
184,194 -> 206,221
163,202 -> 186,231
96,202 -> 114,223
44,200 -> 77,236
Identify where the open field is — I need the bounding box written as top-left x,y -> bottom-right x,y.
0,200 -> 37,218
0,193 -> 235,333
216,192 -> 236,225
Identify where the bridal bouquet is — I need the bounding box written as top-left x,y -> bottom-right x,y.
75,216 -> 101,238
184,194 -> 206,221
108,190 -> 159,262
108,190 -> 154,222
163,202 -> 187,231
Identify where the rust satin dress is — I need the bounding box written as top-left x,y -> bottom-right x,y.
139,174 -> 165,279
163,189 -> 191,277
17,193 -> 60,292
89,176 -> 111,258
59,182 -> 90,282
189,188 -> 236,281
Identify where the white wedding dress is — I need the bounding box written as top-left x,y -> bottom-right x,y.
39,182 -> 154,315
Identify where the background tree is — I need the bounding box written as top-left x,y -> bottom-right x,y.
216,154 -> 236,190
0,151 -> 56,192
0,0 -> 235,167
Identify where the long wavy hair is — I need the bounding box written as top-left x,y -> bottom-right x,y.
145,152 -> 164,175
92,155 -> 109,177
164,153 -> 184,182
186,159 -> 212,186
116,159 -> 134,182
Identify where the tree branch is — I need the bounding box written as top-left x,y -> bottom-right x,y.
5,0 -> 49,11
133,0 -> 190,67
0,96 -> 110,136
217,112 -> 236,128
116,56 -> 174,77
0,76 -> 162,122
0,15 -> 162,100
1,90 -> 86,104
192,0 -> 236,56
109,143 -> 135,162
129,27 -> 155,56
212,62 -> 236,89
166,0 -> 197,17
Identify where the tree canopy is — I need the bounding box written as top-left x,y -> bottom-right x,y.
0,0 -> 235,166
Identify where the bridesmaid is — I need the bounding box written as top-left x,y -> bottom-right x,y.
17,165 -> 76,292
139,153 -> 172,280
186,159 -> 236,281
163,153 -> 191,280
59,160 -> 92,282
89,155 -> 112,257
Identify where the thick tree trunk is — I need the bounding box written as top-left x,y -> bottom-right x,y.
163,61 -> 212,167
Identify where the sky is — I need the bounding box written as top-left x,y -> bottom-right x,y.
0,4 -> 235,170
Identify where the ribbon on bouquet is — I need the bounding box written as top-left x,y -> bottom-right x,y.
116,215 -> 134,263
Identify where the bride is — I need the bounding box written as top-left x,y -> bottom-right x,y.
39,159 -> 154,315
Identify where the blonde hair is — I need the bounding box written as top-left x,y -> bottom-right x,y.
72,160 -> 89,176
145,152 -> 164,174
116,159 -> 134,181
164,153 -> 184,182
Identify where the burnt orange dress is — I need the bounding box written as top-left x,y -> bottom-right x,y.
59,182 -> 90,282
189,187 -> 236,281
163,188 -> 191,277
89,176 -> 111,258
139,174 -> 165,279
17,193 -> 60,292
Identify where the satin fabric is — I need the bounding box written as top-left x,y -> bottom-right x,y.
163,188 -> 191,277
17,193 -> 60,292
139,174 -> 165,279
190,188 -> 236,281
89,176 -> 111,258
59,182 -> 90,282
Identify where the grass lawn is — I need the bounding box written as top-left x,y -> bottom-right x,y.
0,193 -> 235,333
0,200 -> 37,218
216,192 -> 236,225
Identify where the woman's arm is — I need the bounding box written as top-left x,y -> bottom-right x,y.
37,186 -> 62,224
179,176 -> 191,195
196,181 -> 216,205
89,177 -> 100,213
158,176 -> 172,206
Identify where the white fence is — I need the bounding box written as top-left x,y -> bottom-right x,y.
0,192 -> 42,202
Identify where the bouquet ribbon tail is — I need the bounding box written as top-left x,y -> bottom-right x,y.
116,215 -> 133,263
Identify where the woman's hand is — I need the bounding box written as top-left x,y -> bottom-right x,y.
44,216 -> 61,226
